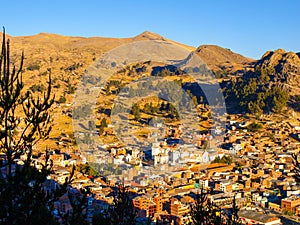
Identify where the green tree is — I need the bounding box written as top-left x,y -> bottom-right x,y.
77,163 -> 99,177
0,29 -> 56,224
247,101 -> 262,115
192,95 -> 198,106
27,63 -> 40,71
168,103 -> 179,119
58,95 -> 67,103
99,118 -> 108,134
292,153 -> 300,183
270,87 -> 289,113
258,67 -> 270,83
0,29 -> 88,225
211,155 -> 232,165
160,101 -> 165,112
93,184 -> 136,225
225,196 -> 242,225
189,189 -> 222,225
227,68 -> 289,114
132,103 -> 141,121
190,189 -> 241,225
100,117 -> 107,128
247,122 -> 263,132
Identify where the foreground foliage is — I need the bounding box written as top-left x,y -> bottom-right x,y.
93,185 -> 136,225
0,29 -> 88,225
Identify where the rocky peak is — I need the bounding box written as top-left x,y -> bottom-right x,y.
256,49 -> 300,74
135,31 -> 165,41
255,49 -> 300,92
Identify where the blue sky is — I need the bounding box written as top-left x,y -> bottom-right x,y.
1,0 -> 300,59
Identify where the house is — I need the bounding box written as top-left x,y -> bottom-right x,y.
214,179 -> 233,193
281,195 -> 300,214
209,193 -> 234,206
170,197 -> 190,217
238,210 -> 281,225
154,153 -> 169,166
198,178 -> 209,190
133,195 -> 157,218
49,153 -> 65,166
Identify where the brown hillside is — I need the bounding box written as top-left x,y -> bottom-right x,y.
3,31 -> 255,152
195,45 -> 254,72
4,31 -> 196,152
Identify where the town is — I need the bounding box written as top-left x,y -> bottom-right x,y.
6,111 -> 299,225
1,2 -> 300,223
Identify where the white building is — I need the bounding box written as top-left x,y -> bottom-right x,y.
154,153 -> 169,166
151,141 -> 161,159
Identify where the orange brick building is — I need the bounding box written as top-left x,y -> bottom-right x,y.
170,197 -> 190,217
133,190 -> 163,218
281,195 -> 300,214
133,196 -> 156,217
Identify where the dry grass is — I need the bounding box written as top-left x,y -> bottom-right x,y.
5,31 -> 251,152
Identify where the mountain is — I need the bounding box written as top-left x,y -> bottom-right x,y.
255,49 -> 300,91
7,31 -> 196,85
134,30 -> 166,40
194,45 -> 254,72
221,48 -> 300,115
4,30 -> 300,150
4,31 -> 197,151
7,32 -> 253,79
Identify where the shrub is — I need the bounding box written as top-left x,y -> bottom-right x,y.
27,64 -> 40,71
58,95 -> 66,103
247,122 -> 263,132
29,84 -> 46,93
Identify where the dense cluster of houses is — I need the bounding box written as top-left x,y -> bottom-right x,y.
2,113 -> 300,224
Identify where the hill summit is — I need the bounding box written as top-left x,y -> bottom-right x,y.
134,31 -> 166,40
255,48 -> 300,91
195,45 -> 254,72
